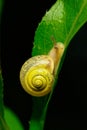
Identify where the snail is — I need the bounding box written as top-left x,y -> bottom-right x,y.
20,42 -> 65,97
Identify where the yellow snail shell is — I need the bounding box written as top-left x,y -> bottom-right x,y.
20,42 -> 65,97
20,55 -> 54,97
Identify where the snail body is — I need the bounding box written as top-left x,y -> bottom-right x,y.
20,42 -> 65,97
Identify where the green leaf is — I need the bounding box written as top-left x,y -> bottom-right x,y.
0,0 -> 9,129
0,71 -> 9,130
30,0 -> 87,130
0,71 -> 23,130
0,71 -> 4,122
4,107 -> 24,130
0,71 -> 4,129
32,0 -> 87,56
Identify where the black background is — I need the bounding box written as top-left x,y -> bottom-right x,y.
1,0 -> 87,130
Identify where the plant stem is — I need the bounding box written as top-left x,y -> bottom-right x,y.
29,97 -> 48,130
29,119 -> 44,130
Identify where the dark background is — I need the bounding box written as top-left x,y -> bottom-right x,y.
1,0 -> 87,130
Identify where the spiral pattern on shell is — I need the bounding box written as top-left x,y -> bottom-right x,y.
20,55 -> 54,97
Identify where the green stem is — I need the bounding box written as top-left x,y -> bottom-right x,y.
29,96 -> 49,130
29,119 -> 44,130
